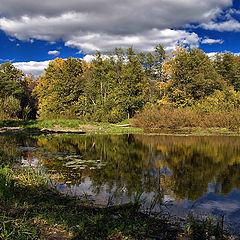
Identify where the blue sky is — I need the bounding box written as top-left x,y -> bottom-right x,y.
0,0 -> 239,75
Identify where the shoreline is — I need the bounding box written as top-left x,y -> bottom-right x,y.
0,165 -> 235,239
1,119 -> 240,136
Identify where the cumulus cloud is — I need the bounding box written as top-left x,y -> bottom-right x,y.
13,60 -> 50,76
0,0 -> 233,53
48,50 -> 60,56
200,19 -> 240,32
0,0 -> 232,27
201,38 -> 224,44
66,29 -> 200,53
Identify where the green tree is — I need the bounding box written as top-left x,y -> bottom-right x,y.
214,52 -> 240,91
84,52 -> 117,121
117,47 -> 148,119
84,48 -> 148,122
165,48 -> 224,105
0,62 -> 24,99
139,44 -> 166,104
0,62 -> 36,119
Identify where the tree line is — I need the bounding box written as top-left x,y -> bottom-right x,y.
0,45 -> 240,122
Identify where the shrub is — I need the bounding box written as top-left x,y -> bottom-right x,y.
133,106 -> 200,129
133,106 -> 240,130
203,111 -> 240,130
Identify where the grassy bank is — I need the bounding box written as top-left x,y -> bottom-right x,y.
0,165 -> 233,239
0,119 -> 142,134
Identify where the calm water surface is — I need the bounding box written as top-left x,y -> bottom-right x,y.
1,134 -> 240,234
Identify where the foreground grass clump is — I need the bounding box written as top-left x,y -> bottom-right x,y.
0,166 -> 177,239
133,107 -> 240,131
0,165 -> 233,239
185,215 -> 226,240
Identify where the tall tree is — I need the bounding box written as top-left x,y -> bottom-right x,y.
139,44 -> 166,104
117,47 -> 148,118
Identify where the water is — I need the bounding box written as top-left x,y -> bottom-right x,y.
1,134 -> 240,234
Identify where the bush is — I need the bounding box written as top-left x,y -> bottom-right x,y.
204,111 -> 240,130
133,106 -> 200,129
133,106 -> 240,130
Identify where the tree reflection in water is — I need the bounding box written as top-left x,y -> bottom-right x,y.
1,134 -> 240,202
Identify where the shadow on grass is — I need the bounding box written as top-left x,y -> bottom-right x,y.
0,163 -> 231,239
0,120 -> 37,128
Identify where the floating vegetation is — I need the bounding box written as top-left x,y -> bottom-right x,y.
64,157 -> 107,170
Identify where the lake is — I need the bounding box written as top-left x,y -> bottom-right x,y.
1,133 -> 240,234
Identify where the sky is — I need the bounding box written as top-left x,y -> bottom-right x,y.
0,0 -> 239,76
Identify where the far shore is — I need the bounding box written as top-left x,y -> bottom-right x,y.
1,119 -> 240,136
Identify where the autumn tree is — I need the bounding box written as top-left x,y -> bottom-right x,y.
34,58 -> 85,119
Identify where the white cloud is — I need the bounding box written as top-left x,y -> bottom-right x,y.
83,54 -> 96,62
48,50 -> 60,56
66,29 -> 200,53
200,19 -> 240,32
0,0 -> 233,53
207,52 -> 240,59
12,55 -> 97,76
201,38 -> 224,44
0,0 -> 232,28
13,60 -> 50,76
206,52 -> 220,60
